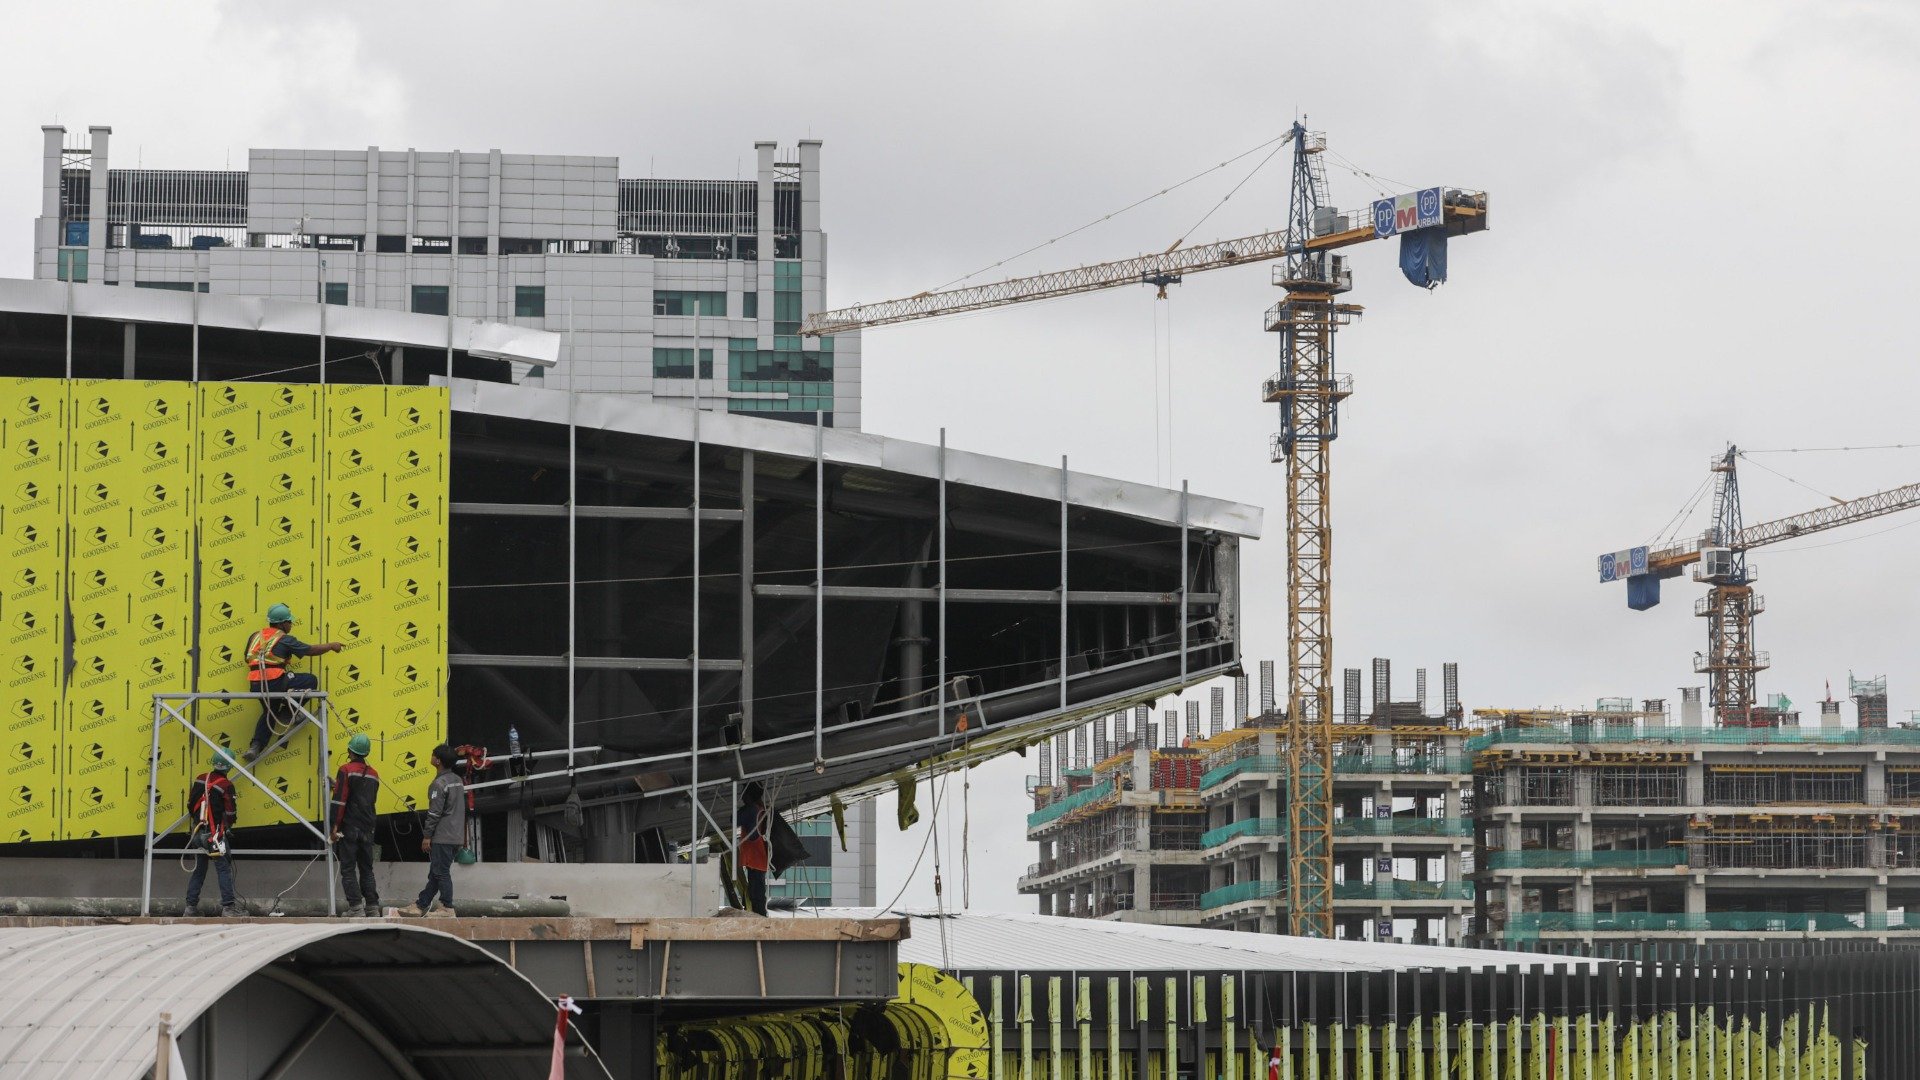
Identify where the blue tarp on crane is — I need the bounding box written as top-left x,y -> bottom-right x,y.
1626,574 -> 1663,611
1398,227 -> 1448,288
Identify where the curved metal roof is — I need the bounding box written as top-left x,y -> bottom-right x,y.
0,922 -> 611,1080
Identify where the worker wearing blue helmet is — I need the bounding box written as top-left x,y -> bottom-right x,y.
245,602 -> 345,760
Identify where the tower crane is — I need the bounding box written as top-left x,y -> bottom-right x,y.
1598,445 -> 1920,726
804,124 -> 1488,937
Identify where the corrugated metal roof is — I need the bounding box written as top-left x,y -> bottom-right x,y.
802,909 -> 1609,973
0,922 -> 611,1080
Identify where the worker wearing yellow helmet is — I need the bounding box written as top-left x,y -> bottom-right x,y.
244,602 -> 345,760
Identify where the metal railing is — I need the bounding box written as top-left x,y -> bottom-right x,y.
1469,724 -> 1920,753
1201,817 -> 1285,847
1334,817 -> 1472,838
1201,879 -> 1284,909
1200,755 -> 1284,790
1333,880 -> 1475,902
1486,849 -> 1687,870
1505,911 -> 1920,935
1026,778 -> 1116,829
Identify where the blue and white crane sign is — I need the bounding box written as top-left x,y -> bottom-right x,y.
1372,187 -> 1445,238
1597,546 -> 1650,583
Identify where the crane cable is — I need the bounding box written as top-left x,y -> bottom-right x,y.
930,133 -> 1293,292
1166,139 -> 1290,252
1737,451 -> 1844,505
1743,443 -> 1920,454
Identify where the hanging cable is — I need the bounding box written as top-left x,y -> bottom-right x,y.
1646,473 -> 1714,549
960,767 -> 972,909
1168,139 -> 1289,252
1743,443 -> 1920,454
877,766 -> 945,912
930,133 -> 1291,292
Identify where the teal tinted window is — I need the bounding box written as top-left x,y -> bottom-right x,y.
410,285 -> 449,316
514,285 -> 545,318
653,290 -> 727,317
323,282 -> 348,305
653,347 -> 713,379
742,292 -> 758,318
57,249 -> 87,283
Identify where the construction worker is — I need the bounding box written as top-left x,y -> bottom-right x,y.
403,745 -> 464,917
736,781 -> 770,916
183,749 -> 242,917
328,733 -> 382,917
245,602 -> 345,760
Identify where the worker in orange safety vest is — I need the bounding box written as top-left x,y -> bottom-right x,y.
245,602 -> 345,760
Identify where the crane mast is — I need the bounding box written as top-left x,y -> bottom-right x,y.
1268,122 -> 1357,937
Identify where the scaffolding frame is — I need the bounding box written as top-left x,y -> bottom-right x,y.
140,690 -> 336,916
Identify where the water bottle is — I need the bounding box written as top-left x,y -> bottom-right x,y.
508,725 -> 522,759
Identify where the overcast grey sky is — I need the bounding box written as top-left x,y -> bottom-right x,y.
8,2 -> 1920,913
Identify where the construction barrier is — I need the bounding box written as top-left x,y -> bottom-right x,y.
0,376 -> 448,842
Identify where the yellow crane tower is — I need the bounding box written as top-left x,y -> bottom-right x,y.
804,124 -> 1488,936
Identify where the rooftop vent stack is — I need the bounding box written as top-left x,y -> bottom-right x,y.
1443,662 -> 1461,718
1820,699 -> 1844,729
1259,660 -> 1277,718
1234,675 -> 1249,726
1680,687 -> 1704,726
1210,686 -> 1226,736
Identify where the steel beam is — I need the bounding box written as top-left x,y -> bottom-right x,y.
752,585 -> 1214,605
449,654 -> 742,671
451,501 -> 742,521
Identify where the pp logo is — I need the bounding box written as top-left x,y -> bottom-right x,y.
146,440 -> 169,461
146,398 -> 170,418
